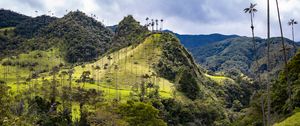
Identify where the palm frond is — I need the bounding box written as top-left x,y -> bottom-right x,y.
250,3 -> 257,8
244,8 -> 250,13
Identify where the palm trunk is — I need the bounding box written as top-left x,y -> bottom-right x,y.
292,24 -> 297,52
250,11 -> 266,126
267,0 -> 271,125
276,0 -> 291,112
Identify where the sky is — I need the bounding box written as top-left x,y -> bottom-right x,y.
1,0 -> 300,41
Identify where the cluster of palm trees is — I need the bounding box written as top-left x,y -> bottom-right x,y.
145,17 -> 164,32
244,1 -> 297,125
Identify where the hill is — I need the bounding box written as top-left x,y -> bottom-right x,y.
39,11 -> 114,63
0,9 -> 31,28
0,31 -> 242,125
15,15 -> 57,38
0,10 -> 245,125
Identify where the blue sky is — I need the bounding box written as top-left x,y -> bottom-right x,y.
1,0 -> 300,41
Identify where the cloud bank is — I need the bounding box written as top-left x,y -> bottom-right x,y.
1,0 -> 300,41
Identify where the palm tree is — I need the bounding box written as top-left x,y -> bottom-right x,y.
35,10 -> 38,17
244,3 -> 259,72
155,19 -> 159,31
68,69 -> 74,105
146,17 -> 149,29
288,19 -> 298,51
276,0 -> 291,114
244,5 -> 266,125
160,19 -> 164,31
95,66 -> 100,92
151,19 -> 154,32
266,0 -> 271,125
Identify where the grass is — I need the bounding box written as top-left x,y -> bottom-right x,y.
71,33 -> 173,100
274,112 -> 300,126
204,73 -> 234,85
0,27 -> 15,36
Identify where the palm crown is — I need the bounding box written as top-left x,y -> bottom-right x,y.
288,19 -> 297,25
244,3 -> 257,14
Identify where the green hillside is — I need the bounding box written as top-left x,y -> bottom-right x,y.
234,51 -> 300,125
190,37 -> 298,81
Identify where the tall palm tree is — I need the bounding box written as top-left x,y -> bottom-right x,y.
266,0 -> 271,125
155,19 -> 159,31
244,3 -> 259,72
146,17 -> 149,29
276,0 -> 291,113
245,4 -> 266,125
151,19 -> 154,32
160,19 -> 164,31
288,19 -> 298,51
35,10 -> 38,17
265,0 -> 272,125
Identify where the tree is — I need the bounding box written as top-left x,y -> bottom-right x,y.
151,19 -> 154,32
67,69 -> 74,107
95,65 -> 101,92
244,3 -> 259,74
266,0 -> 271,125
0,80 -> 11,125
276,0 -> 291,114
79,71 -> 92,88
288,19 -> 298,51
117,101 -> 167,126
160,19 -> 164,31
50,66 -> 59,104
244,3 -> 265,125
155,19 -> 159,31
146,17 -> 149,29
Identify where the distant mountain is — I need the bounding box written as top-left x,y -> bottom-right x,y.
165,30 -> 239,48
190,36 -> 298,80
0,9 -> 31,28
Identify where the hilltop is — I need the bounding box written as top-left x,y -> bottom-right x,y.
0,9 -> 31,28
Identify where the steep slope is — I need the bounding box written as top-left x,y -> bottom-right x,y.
190,37 -> 298,80
0,9 -> 31,28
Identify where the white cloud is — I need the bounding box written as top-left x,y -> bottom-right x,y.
1,0 -> 300,41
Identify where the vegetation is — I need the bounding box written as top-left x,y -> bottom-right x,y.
0,9 -> 30,28
1,4 -> 300,125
